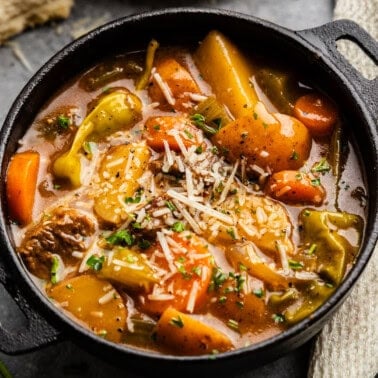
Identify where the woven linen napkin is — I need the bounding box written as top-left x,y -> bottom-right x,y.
308,1 -> 378,377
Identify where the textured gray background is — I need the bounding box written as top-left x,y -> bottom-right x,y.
0,0 -> 333,377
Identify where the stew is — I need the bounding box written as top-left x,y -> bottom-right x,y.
6,31 -> 366,356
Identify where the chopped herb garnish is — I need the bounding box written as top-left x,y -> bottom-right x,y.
236,301 -> 244,309
272,313 -> 285,324
295,173 -> 303,180
211,146 -> 219,155
57,115 -> 71,129
131,222 -> 142,229
239,263 -> 247,271
307,243 -> 317,255
226,228 -> 236,240
178,265 -> 191,280
192,266 -> 202,277
227,319 -> 239,331
262,122 -> 268,129
290,151 -> 299,160
218,296 -> 227,304
153,124 -> 160,130
86,255 -> 105,271
184,129 -> 194,139
50,256 -> 60,284
53,184 -> 61,190
138,239 -> 151,250
303,209 -> 311,217
311,178 -> 321,187
220,146 -> 229,155
126,254 -> 137,263
312,158 -> 331,174
195,145 -> 203,154
253,112 -> 258,120
106,230 -> 135,246
170,315 -> 184,328
172,221 -> 185,233
97,330 -> 108,337
125,195 -> 141,204
288,259 -> 304,270
191,113 -> 218,135
165,200 -> 176,212
326,283 -> 334,288
208,267 -> 228,291
253,288 -> 264,298
233,273 -> 245,292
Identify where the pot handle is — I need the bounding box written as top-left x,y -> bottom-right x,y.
0,257 -> 60,354
297,19 -> 377,116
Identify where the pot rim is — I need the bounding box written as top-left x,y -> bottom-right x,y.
1,7 -> 377,363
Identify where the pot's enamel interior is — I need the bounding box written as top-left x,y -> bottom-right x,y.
0,9 -> 377,374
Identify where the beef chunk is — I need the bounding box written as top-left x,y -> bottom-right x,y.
18,207 -> 96,280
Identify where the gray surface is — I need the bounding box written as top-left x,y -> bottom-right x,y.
0,0 -> 333,377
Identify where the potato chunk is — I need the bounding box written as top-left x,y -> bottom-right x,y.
93,143 -> 150,224
48,275 -> 127,342
194,30 -> 258,118
155,307 -> 233,355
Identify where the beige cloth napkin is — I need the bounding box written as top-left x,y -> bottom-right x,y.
308,1 -> 378,377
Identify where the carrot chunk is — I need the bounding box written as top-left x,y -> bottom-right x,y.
294,93 -> 338,137
266,170 -> 326,205
144,116 -> 202,152
6,151 -> 40,225
139,234 -> 213,316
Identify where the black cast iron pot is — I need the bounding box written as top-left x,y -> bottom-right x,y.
0,8 -> 377,376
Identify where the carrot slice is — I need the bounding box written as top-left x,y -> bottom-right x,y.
139,234 -> 213,316
6,151 -> 40,225
266,170 -> 326,205
148,58 -> 200,112
144,116 -> 202,152
294,93 -> 338,137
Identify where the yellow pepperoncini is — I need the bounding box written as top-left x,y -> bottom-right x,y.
52,90 -> 142,187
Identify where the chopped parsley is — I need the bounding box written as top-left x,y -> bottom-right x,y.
288,259 -> 304,270
170,315 -> 184,328
253,112 -> 258,120
211,146 -> 219,155
311,178 -> 321,187
50,256 -> 60,284
303,209 -> 311,217
131,222 -> 142,229
153,124 -> 160,130
253,288 -> 264,298
184,129 -> 194,139
208,267 -> 228,291
226,228 -> 237,240
165,201 -> 176,212
57,115 -> 71,129
227,319 -> 239,331
86,255 -> 105,271
106,230 -> 135,246
190,113 -> 218,135
195,145 -> 203,154
138,239 -> 151,250
312,158 -> 331,174
290,151 -> 299,160
272,313 -> 285,324
218,296 -> 227,304
326,283 -> 334,288
307,243 -> 317,255
125,195 -> 141,204
192,266 -> 202,277
172,221 -> 185,233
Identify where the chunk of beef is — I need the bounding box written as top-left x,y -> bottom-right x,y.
18,207 -> 96,280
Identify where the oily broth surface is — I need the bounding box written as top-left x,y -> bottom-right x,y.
11,46 -> 367,352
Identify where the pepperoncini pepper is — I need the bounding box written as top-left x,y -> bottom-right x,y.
284,209 -> 363,324
52,90 -> 142,187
